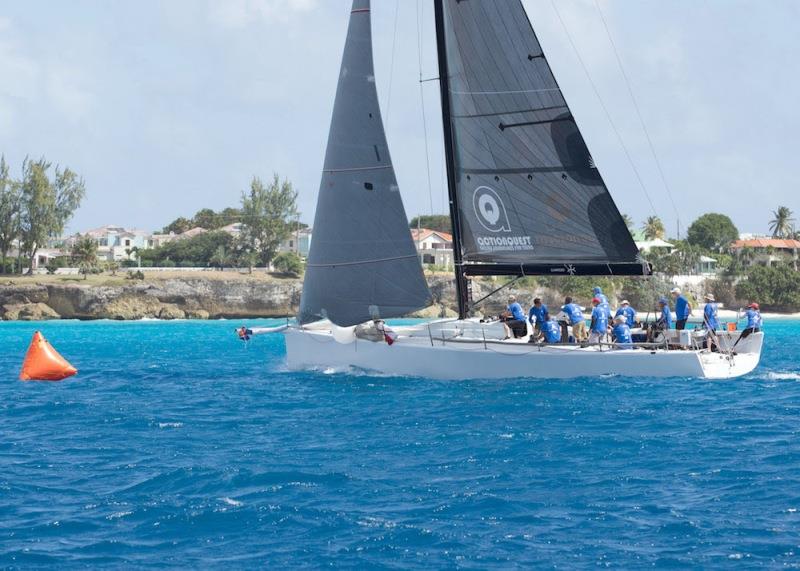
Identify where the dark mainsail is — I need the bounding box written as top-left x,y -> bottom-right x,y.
299,0 -> 432,327
435,0 -> 647,279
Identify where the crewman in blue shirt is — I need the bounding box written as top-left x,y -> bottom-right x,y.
615,299 -> 636,328
734,302 -> 762,348
502,295 -> 528,339
561,296 -> 586,342
541,318 -> 561,344
528,297 -> 549,341
611,315 -> 633,349
702,293 -> 719,351
670,287 -> 692,330
588,297 -> 609,344
648,297 -> 672,343
593,286 -> 612,319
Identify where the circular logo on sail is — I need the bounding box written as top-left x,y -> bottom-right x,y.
473,186 -> 511,233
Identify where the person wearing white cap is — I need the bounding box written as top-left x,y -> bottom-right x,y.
703,293 -> 719,351
614,299 -> 636,328
670,287 -> 692,330
611,315 -> 633,349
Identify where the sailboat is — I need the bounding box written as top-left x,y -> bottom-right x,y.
278,0 -> 763,379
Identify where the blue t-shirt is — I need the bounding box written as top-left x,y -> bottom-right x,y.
562,303 -> 584,325
703,302 -> 719,330
615,306 -> 636,326
591,305 -> 608,333
658,305 -> 672,328
612,323 -> 633,347
745,308 -> 762,329
675,295 -> 690,320
542,320 -> 561,343
528,304 -> 549,325
508,302 -> 525,322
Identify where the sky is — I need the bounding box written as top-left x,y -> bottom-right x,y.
0,0 -> 798,237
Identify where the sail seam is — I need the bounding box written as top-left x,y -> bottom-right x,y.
323,165 -> 393,173
451,87 -> 561,96
307,254 -> 420,268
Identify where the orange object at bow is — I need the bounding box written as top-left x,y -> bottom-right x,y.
19,331 -> 78,381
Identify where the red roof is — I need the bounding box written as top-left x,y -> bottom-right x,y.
731,238 -> 800,250
411,228 -> 453,243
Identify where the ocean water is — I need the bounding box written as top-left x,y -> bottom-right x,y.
1,319 -> 799,569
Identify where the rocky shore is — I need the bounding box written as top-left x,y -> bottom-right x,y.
1,272 -> 795,321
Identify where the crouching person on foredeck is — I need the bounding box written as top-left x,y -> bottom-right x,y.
612,315 -> 633,349
541,318 -> 561,344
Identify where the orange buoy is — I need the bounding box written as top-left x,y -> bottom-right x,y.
19,331 -> 78,381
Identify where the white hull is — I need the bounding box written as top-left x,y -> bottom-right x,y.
284,321 -> 763,380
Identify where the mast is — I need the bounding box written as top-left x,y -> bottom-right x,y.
433,0 -> 469,320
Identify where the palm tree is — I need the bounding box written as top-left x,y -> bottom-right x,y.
769,206 -> 795,239
642,216 -> 666,240
622,214 -> 635,232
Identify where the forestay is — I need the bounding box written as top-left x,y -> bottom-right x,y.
439,0 -> 647,276
299,0 -> 432,326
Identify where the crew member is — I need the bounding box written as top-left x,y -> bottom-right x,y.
615,299 -> 636,328
528,297 -> 549,341
501,295 -> 528,339
593,286 -> 612,319
734,302 -> 762,347
611,315 -> 633,349
237,326 -> 254,341
703,293 -> 719,351
541,318 -> 561,344
648,297 -> 672,343
561,296 -> 586,342
588,297 -> 609,345
671,287 -> 692,330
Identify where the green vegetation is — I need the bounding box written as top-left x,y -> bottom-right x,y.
686,213 -> 739,252
642,215 -> 666,240
769,206 -> 795,239
139,231 -> 234,267
71,234 -> 100,279
409,214 -> 451,234
238,174 -> 298,266
0,155 -> 85,274
273,252 -> 303,277
736,265 -> 800,312
161,206 -> 247,234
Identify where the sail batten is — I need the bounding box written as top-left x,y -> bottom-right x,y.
298,0 -> 431,327
438,0 -> 647,277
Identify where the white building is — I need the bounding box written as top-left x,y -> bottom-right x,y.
412,228 -> 454,269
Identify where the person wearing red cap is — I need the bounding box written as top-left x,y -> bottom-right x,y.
734,302 -> 762,347
588,297 -> 609,345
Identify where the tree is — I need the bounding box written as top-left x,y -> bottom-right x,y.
736,265 -> 800,312
642,216 -> 666,240
209,245 -> 231,269
70,234 -> 99,279
686,213 -> 739,252
18,157 -> 85,273
192,208 -> 219,230
162,217 -> 193,234
239,174 -> 298,266
769,206 -> 795,239
0,156 -> 20,274
273,251 -> 303,277
138,231 -> 233,267
409,214 -> 451,234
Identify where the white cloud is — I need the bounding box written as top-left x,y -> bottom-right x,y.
208,0 -> 317,28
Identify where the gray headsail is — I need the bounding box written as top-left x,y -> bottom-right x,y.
299,0 -> 432,327
437,0 -> 648,277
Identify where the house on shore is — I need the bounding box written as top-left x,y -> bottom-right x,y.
412,228 -> 454,269
731,237 -> 800,268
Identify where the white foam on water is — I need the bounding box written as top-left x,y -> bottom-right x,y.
158,422 -> 184,429
766,372 -> 800,381
220,497 -> 243,507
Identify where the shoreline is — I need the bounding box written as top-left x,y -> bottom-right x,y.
1,272 -> 797,322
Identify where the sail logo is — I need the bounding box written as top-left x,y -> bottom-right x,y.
473,186 -> 511,233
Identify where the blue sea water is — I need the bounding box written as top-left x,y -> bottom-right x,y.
1,319 -> 799,568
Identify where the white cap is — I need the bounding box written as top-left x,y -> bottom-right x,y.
614,315 -> 627,323
670,287 -> 681,294
705,293 -> 715,301
620,299 -> 630,305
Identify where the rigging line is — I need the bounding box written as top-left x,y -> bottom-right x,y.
593,0 -> 681,236
384,0 -> 400,121
548,0 -> 657,217
416,0 -> 435,216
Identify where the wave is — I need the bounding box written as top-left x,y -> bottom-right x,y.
764,371 -> 800,381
